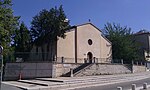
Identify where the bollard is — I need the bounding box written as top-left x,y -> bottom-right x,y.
19,73 -> 22,80
117,87 -> 122,90
121,59 -> 123,64
143,83 -> 147,89
70,68 -> 73,77
136,62 -> 138,65
132,84 -> 136,90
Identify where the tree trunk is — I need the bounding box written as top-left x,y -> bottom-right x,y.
41,45 -> 45,61
50,40 -> 53,62
46,42 -> 50,61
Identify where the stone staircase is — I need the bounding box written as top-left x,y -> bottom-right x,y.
62,63 -> 134,77
61,63 -> 92,77
3,72 -> 150,90
74,64 -> 132,77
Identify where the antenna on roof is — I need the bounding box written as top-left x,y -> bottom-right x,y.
88,19 -> 91,22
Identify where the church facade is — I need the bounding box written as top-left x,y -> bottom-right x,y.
31,23 -> 112,63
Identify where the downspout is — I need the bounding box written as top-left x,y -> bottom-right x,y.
75,26 -> 77,63
148,34 -> 150,60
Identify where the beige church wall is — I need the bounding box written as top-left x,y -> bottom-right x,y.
57,28 -> 75,63
29,23 -> 112,63
76,24 -> 102,63
100,36 -> 112,63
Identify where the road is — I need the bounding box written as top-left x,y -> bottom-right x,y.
2,78 -> 150,90
2,72 -> 150,90
1,83 -> 21,90
75,78 -> 150,90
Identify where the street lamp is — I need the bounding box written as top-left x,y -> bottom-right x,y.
0,45 -> 3,90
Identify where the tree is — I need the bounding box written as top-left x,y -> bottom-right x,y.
104,23 -> 140,63
0,0 -> 19,58
30,5 -> 70,61
12,22 -> 31,52
12,22 -> 31,61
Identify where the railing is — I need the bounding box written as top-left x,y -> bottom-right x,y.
6,52 -> 112,64
56,57 -> 75,63
55,57 -> 112,64
6,52 -> 145,65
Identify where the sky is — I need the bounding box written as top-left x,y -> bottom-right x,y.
12,0 -> 150,33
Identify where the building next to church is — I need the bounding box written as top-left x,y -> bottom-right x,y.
30,23 -> 112,63
134,31 -> 150,61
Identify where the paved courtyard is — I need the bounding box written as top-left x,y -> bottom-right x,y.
3,71 -> 150,90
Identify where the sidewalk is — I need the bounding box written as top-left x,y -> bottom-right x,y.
3,71 -> 150,90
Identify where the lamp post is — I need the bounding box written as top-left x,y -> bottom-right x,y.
0,45 -> 3,90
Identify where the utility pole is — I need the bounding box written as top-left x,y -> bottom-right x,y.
0,45 -> 3,90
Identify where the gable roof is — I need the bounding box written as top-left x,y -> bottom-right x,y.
134,32 -> 150,36
66,22 -> 102,33
65,23 -> 111,44
76,23 -> 102,32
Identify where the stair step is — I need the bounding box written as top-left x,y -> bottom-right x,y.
18,80 -> 63,86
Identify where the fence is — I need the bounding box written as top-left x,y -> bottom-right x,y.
5,52 -> 112,64
5,52 -> 146,65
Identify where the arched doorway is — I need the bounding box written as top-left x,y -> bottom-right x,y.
87,52 -> 93,63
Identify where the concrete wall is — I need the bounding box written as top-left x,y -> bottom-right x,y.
74,64 -> 146,77
4,62 -> 147,80
132,65 -> 146,73
4,62 -> 81,80
75,64 -> 132,77
4,62 -> 53,80
53,63 -> 81,77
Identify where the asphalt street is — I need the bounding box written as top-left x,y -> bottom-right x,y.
75,78 -> 150,90
1,83 -> 21,90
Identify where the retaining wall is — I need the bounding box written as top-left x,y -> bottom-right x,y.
74,64 -> 146,77
75,64 -> 132,77
4,63 -> 146,80
132,65 -> 146,73
4,62 -> 53,80
53,63 -> 81,77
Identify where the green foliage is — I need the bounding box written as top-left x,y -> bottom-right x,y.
12,22 -> 31,52
0,0 -> 19,56
104,23 -> 140,63
30,5 -> 70,61
30,5 -> 70,45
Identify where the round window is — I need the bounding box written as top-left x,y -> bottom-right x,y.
88,39 -> 93,45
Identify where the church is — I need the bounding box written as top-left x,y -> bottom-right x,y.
5,23 -> 147,80
30,23 -> 112,63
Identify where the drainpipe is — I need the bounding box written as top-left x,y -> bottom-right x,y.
74,26 -> 77,63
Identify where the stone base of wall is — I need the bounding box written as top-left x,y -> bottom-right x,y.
4,63 -> 147,80
74,64 -> 132,77
4,62 -> 53,80
74,64 -> 146,77
4,63 -> 81,80
53,63 -> 81,77
132,65 -> 146,73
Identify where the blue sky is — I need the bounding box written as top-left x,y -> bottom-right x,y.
12,0 -> 150,32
